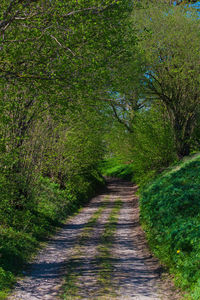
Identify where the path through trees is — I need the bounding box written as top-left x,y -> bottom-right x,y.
8,180 -> 180,300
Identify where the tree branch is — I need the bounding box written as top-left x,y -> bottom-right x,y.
110,103 -> 133,133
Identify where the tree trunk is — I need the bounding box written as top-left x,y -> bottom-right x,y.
173,115 -> 194,159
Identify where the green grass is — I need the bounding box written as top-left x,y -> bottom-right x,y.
62,197 -> 109,300
0,173 -> 105,298
96,199 -> 122,294
63,197 -> 122,299
139,153 -> 200,299
62,256 -> 82,300
99,158 -> 134,181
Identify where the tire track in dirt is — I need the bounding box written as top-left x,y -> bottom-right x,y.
110,180 -> 160,299
62,195 -> 113,299
108,179 -> 181,300
69,195 -> 122,299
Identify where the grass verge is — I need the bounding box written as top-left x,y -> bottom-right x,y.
96,198 -> 122,295
0,174 -> 105,300
139,154 -> 200,299
62,197 -> 109,300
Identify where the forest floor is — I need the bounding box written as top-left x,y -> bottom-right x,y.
7,179 -> 182,300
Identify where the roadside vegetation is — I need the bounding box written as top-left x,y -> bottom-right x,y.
99,158 -> 134,181
140,154 -> 200,299
0,0 -> 200,299
0,0 -> 131,296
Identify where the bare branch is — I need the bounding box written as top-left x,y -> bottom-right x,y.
110,103 -> 133,133
50,35 -> 62,47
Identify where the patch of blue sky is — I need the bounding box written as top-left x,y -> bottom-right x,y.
111,1 -> 200,103
188,1 -> 200,18
109,91 -> 121,99
169,2 -> 200,20
188,1 -> 200,9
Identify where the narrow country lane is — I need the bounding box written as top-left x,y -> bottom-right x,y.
8,179 -> 180,300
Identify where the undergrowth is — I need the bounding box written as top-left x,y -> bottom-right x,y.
0,172 -> 105,299
99,158 -> 134,181
139,154 -> 200,299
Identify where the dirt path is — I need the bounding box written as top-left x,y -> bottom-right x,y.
8,179 -> 180,300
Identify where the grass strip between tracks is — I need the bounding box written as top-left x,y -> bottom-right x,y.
62,196 -> 109,300
96,198 -> 122,296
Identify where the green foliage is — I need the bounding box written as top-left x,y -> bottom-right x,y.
132,3 -> 200,157
0,268 -> 15,291
99,158 -> 134,181
0,0 -> 199,297
140,154 -> 200,298
129,106 -> 176,185
100,104 -> 176,187
0,227 -> 37,271
0,170 -> 104,294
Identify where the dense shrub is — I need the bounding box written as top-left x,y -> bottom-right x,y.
140,154 -> 200,299
131,108 -> 176,185
0,171 -> 104,296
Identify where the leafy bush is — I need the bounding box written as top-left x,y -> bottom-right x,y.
0,170 -> 104,295
131,107 -> 176,185
0,227 -> 37,270
140,154 -> 200,298
0,268 -> 15,290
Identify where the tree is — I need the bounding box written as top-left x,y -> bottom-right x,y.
0,0 -> 134,211
132,4 -> 200,158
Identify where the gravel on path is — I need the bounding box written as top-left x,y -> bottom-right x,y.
108,179 -> 181,300
7,179 -> 181,300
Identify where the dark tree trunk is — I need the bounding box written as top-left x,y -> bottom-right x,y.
177,142 -> 190,159
173,114 -> 194,159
